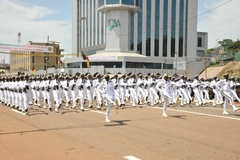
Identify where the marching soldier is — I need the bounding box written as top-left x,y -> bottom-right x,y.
76,74 -> 86,111
50,74 -> 61,113
97,74 -> 116,122
61,75 -> 71,107
86,74 -> 94,108
93,74 -> 102,110
216,73 -> 239,115
69,75 -> 77,109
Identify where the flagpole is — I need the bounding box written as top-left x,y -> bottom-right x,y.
81,17 -> 89,73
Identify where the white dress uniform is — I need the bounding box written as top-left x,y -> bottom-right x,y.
127,76 -> 138,107
39,79 -> 47,108
157,74 -> 173,117
61,78 -> 70,106
13,79 -> 18,107
93,76 -> 102,109
136,76 -> 147,104
210,78 -> 223,105
76,76 -> 86,111
17,79 -> 23,111
216,75 -> 239,115
97,75 -> 116,122
230,78 -> 240,102
148,76 -> 159,106
69,77 -> 77,108
44,77 -> 52,110
35,78 -> 42,107
86,76 -> 94,108
178,77 -> 190,105
192,77 -> 203,106
22,78 -> 30,114
201,80 -> 210,104
50,77 -> 60,112
31,78 -> 37,105
118,75 -> 127,105
112,76 -> 121,107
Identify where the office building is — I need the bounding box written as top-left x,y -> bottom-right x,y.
69,0 -> 208,77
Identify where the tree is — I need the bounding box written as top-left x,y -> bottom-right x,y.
228,39 -> 240,51
218,39 -> 234,47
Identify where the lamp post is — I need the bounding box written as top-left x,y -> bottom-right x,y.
45,57 -> 48,75
174,52 -> 177,74
80,17 -> 89,73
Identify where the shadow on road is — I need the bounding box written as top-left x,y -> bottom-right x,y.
104,120 -> 131,127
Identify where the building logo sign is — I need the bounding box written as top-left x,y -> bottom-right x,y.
108,19 -> 120,31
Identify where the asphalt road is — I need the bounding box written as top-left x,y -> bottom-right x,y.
0,101 -> 240,160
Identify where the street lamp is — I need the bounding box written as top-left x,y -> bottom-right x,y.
174,52 -> 177,74
45,57 -> 49,75
80,16 -> 89,73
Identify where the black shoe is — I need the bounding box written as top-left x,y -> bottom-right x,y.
89,106 -> 92,108
97,108 -> 101,110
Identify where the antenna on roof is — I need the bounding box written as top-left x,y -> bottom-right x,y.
17,32 -> 21,44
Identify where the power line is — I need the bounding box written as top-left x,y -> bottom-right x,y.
189,0 -> 232,21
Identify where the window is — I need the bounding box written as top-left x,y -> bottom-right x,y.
122,0 -> 134,5
44,57 -> 47,63
106,0 -> 119,5
32,52 -> 34,63
126,62 -> 161,69
82,62 -> 122,68
198,37 -> 203,47
99,0 -> 104,6
67,62 -> 80,68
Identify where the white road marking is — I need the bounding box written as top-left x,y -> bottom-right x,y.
124,156 -> 142,160
147,106 -> 240,121
89,110 -> 106,115
11,109 -> 25,115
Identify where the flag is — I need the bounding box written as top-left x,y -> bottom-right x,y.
31,66 -> 35,74
81,51 -> 90,67
81,51 -> 89,61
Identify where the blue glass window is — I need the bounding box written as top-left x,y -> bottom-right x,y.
137,0 -> 143,54
106,0 -> 119,5
179,0 -> 184,57
163,0 -> 168,57
171,0 -> 176,57
154,0 -> 160,56
130,13 -> 134,50
99,0 -> 105,7
122,0 -> 134,5
146,0 -> 151,56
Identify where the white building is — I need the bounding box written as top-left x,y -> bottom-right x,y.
69,0 -> 208,78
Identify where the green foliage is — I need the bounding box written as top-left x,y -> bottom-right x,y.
218,39 -> 240,51
206,48 -> 215,54
218,39 -> 234,47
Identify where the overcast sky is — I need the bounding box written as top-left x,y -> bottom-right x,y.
0,0 -> 239,63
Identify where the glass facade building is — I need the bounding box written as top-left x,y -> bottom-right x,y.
72,0 -> 198,60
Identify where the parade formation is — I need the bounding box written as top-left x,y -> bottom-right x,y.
0,72 -> 239,122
